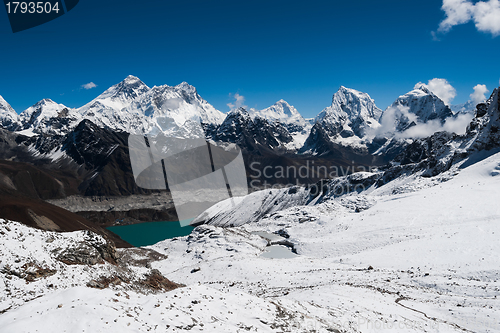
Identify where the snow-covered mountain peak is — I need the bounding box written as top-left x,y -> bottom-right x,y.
228,107 -> 251,118
90,75 -> 150,106
217,107 -> 252,130
215,107 -> 252,139
313,86 -> 382,140
451,100 -> 476,115
123,74 -> 140,82
0,95 -> 15,114
269,99 -> 297,116
21,98 -> 68,115
19,98 -> 76,135
381,85 -> 454,133
72,76 -> 151,134
0,95 -> 20,131
174,81 -> 197,94
32,98 -> 56,107
299,87 -> 386,156
319,86 -> 383,124
247,100 -> 311,149
7,76 -> 225,136
413,83 -> 432,95
250,99 -> 305,125
256,99 -> 298,117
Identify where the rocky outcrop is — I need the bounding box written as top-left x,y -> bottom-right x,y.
56,230 -> 117,265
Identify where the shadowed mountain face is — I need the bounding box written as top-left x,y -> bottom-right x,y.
0,193 -> 132,248
20,120 -> 155,197
0,152 -> 132,247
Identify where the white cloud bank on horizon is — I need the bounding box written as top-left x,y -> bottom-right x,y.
415,78 -> 457,105
437,0 -> 500,36
227,93 -> 247,111
81,82 -> 97,90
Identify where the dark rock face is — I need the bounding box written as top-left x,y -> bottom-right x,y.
300,122 -> 397,165
465,88 -> 500,151
210,108 -> 294,154
25,119 -> 155,197
394,131 -> 456,166
476,103 -> 488,118
0,129 -> 34,161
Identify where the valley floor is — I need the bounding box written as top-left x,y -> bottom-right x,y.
1,151 -> 500,332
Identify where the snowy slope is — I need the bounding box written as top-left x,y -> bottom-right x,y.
191,186 -> 311,227
150,149 -> 500,333
0,284 -> 337,333
2,129 -> 500,332
0,95 -> 20,131
0,220 -> 341,332
0,220 -> 164,312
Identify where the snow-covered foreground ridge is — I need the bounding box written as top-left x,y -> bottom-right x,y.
0,220 -> 346,332
1,149 -> 500,331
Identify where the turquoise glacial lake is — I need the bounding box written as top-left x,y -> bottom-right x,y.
107,220 -> 194,247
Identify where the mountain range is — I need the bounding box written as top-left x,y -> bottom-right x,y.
1,76 -> 481,159
0,76 -> 490,227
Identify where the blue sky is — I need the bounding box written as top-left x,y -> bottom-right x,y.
0,0 -> 499,118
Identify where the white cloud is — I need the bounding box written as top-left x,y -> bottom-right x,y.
394,113 -> 473,139
474,0 -> 500,35
82,82 -> 97,90
227,93 -> 247,111
397,119 -> 443,139
470,84 -> 489,105
437,0 -> 500,36
438,0 -> 474,33
415,78 -> 457,105
442,113 -> 474,135
371,99 -> 473,140
370,105 -> 417,138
